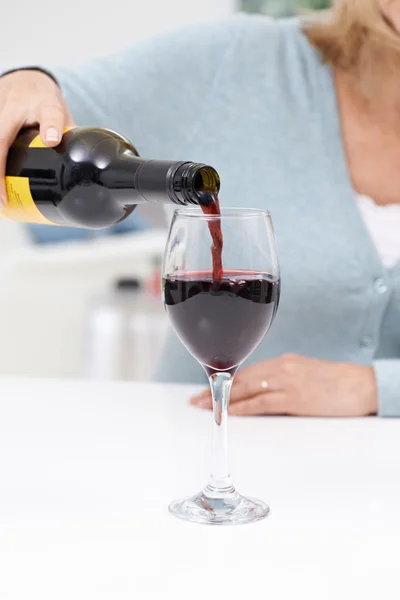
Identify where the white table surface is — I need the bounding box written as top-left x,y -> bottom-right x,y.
0,378 -> 399,600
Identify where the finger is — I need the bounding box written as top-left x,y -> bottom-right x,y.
230,373 -> 281,404
190,365 -> 282,408
0,112 -> 26,207
39,103 -> 67,146
191,360 -> 277,406
229,393 -> 287,416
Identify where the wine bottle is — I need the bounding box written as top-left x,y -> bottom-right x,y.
3,127 -> 220,229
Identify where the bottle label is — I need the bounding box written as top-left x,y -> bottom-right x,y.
2,177 -> 53,224
1,127 -> 76,224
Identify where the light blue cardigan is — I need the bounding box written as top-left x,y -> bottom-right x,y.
53,14 -> 400,416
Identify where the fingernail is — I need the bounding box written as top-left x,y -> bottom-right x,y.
0,197 -> 7,210
45,127 -> 59,142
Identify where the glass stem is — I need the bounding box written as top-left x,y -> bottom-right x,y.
206,372 -> 235,495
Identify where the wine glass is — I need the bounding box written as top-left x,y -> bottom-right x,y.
163,207 -> 280,525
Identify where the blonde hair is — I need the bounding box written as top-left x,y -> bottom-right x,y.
303,0 -> 400,75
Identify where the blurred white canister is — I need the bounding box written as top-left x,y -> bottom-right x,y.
85,279 -> 168,381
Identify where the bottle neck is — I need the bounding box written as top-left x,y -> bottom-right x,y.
135,160 -> 220,206
98,153 -> 220,207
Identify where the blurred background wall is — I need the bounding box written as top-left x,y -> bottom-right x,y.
0,0 -> 331,382
0,0 -> 235,67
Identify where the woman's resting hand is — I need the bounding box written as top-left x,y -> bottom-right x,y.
0,70 -> 75,207
190,354 -> 378,417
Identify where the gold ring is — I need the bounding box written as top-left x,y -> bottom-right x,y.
260,380 -> 269,390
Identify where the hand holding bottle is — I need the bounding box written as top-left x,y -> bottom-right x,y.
0,69 -> 220,229
0,69 -> 75,207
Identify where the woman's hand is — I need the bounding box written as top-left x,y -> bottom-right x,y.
190,354 -> 378,417
0,69 -> 75,207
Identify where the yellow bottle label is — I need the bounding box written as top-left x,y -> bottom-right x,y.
2,127 -> 76,224
2,177 -> 53,224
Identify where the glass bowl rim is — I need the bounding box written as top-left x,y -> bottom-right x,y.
174,207 -> 272,220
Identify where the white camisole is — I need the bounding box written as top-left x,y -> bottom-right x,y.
356,194 -> 400,269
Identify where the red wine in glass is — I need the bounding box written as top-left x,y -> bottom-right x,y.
164,270 -> 280,373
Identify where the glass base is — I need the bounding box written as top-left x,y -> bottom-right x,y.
168,485 -> 270,526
